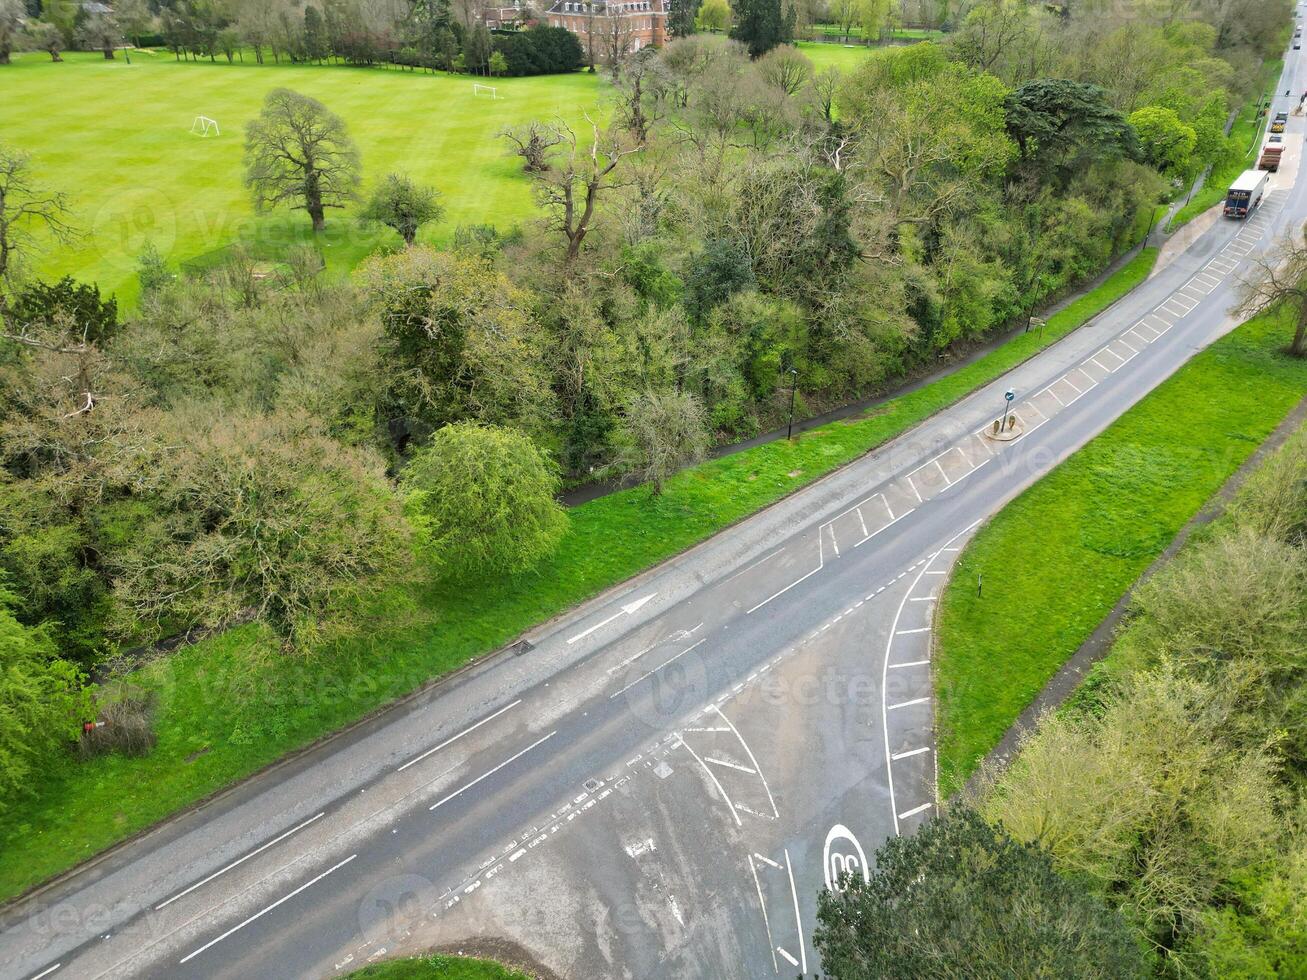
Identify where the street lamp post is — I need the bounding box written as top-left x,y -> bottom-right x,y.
787,368 -> 799,440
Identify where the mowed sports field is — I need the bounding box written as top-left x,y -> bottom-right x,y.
1,41 -> 875,302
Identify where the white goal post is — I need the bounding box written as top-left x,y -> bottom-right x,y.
189,115 -> 221,137
472,83 -> 500,100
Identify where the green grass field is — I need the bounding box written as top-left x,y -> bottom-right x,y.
934,309 -> 1307,797
0,245 -> 1157,901
0,45 -> 888,304
0,50 -> 606,301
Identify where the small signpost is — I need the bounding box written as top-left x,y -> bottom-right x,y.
1000,388 -> 1015,432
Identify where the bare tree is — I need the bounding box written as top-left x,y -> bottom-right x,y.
611,48 -> 672,144
756,45 -> 814,96
1236,230 -> 1307,357
76,9 -> 121,59
0,144 -> 75,319
244,88 -> 360,232
528,118 -> 643,268
499,121 -> 563,173
0,0 -> 24,65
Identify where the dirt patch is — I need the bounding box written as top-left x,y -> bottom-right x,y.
432,938 -> 564,980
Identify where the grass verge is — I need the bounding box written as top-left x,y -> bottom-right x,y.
1168,58 -> 1283,232
934,307 -> 1307,798
0,248 -> 1156,902
346,954 -> 529,979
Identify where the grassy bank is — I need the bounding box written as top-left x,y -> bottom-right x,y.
1168,58 -> 1283,231
348,954 -> 529,979
0,248 -> 1156,901
934,308 -> 1307,798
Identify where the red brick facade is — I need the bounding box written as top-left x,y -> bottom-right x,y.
545,0 -> 667,61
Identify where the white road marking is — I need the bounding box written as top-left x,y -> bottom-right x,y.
429,732 -> 556,811
888,697 -> 930,710
898,802 -> 933,820
753,852 -> 781,869
705,756 -> 757,775
784,849 -> 808,975
155,812 -> 327,910
725,548 -> 785,583
179,854 -> 357,964
857,506 -> 868,538
397,701 -> 522,772
748,857 -> 780,974
906,475 -> 923,503
609,638 -> 708,699
566,592 -> 658,644
777,947 -> 799,968
678,736 -> 742,827
27,965 -> 60,980
747,534 -> 823,614
891,747 -> 931,760
909,596 -> 935,602
711,704 -> 779,818
888,659 -> 930,669
895,627 -> 930,635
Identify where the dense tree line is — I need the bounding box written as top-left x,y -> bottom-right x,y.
0,0 -> 1291,806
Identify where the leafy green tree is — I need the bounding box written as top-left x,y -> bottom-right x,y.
403,422 -> 568,578
611,389 -> 711,495
76,10 -> 120,59
0,0 -> 26,65
729,0 -> 792,57
0,589 -> 89,816
668,0 -> 700,37
696,0 -> 730,32
10,277 -> 118,344
1129,105 -> 1196,177
814,806 -> 1146,979
488,49 -> 507,76
683,237 -> 755,322
361,173 -> 444,246
244,88 -> 360,233
1005,79 -> 1137,182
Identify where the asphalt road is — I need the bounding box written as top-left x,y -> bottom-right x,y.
4,42 -> 1306,980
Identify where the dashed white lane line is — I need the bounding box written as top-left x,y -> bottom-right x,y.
609,638 -> 708,699
777,947 -> 799,968
27,965 -> 61,980
397,700 -> 522,772
888,697 -> 930,710
898,802 -> 933,820
155,811 -> 327,910
178,854 -> 357,964
891,747 -> 932,760
429,732 -> 557,812
724,547 -> 785,583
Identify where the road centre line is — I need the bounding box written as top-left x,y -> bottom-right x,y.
27,965 -> 60,980
429,731 -> 556,812
397,701 -> 522,772
898,802 -> 933,820
179,854 -> 357,964
154,815 -> 326,914
610,638 -> 708,699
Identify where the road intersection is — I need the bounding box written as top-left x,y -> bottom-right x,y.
4,45 -> 1307,980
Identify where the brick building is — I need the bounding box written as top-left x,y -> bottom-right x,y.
544,0 -> 667,61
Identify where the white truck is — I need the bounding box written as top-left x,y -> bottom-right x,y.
1224,168 -> 1269,218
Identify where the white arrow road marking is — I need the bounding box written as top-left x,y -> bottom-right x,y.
566,592 -> 658,644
